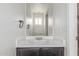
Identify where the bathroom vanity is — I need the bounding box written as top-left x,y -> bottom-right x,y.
16,3 -> 67,56
16,36 -> 65,56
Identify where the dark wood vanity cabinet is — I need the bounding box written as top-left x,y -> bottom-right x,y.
16,47 -> 64,56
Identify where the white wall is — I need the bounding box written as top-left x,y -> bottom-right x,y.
0,3 -> 25,56
53,3 -> 67,40
67,4 -> 77,56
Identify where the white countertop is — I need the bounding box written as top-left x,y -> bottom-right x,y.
16,36 -> 66,47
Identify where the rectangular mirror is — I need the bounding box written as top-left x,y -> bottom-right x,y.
25,3 -> 53,36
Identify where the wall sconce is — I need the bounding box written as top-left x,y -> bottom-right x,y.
19,20 -> 24,28
17,16 -> 24,28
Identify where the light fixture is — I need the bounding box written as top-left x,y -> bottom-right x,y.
17,16 -> 24,28
19,20 -> 24,28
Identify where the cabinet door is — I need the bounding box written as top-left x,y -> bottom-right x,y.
16,48 -> 39,56
39,47 -> 64,56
